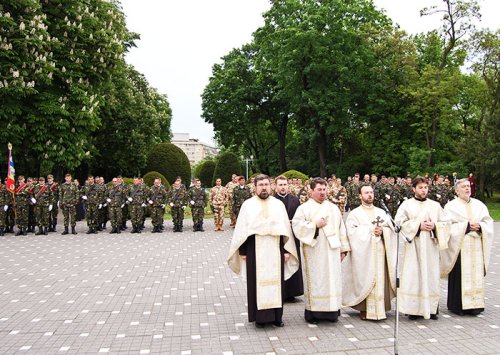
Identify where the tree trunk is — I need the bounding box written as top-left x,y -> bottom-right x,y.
278,116 -> 288,172
317,124 -> 328,177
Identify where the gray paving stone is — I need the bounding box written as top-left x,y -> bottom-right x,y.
0,219 -> 498,354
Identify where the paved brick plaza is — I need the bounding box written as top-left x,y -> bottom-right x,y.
0,219 -> 498,354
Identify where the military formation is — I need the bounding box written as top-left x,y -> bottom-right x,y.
0,171 -> 458,236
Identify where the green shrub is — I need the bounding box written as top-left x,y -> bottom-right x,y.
213,152 -> 241,185
281,169 -> 309,182
143,171 -> 170,189
106,177 -> 133,187
199,160 -> 216,187
145,143 -> 191,185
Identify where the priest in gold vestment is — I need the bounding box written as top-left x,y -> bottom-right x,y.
343,185 -> 397,320
395,177 -> 450,320
292,178 -> 350,324
228,174 -> 299,328
441,178 -> 494,316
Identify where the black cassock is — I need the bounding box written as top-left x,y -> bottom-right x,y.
447,224 -> 485,315
239,235 -> 286,324
275,193 -> 304,299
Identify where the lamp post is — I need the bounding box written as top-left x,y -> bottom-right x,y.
242,155 -> 253,181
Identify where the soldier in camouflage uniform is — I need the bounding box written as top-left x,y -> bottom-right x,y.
188,179 -> 207,232
232,176 -> 252,221
59,173 -> 80,235
225,174 -> 238,227
2,177 -> 14,233
128,177 -> 147,234
429,176 -> 453,208
95,177 -> 108,231
346,175 -> 362,211
210,178 -> 227,231
168,179 -> 187,232
107,177 -> 128,234
330,178 -> 347,213
26,178 -> 37,233
117,176 -> 130,231
297,181 -> 311,204
46,174 -> 59,232
148,177 -> 167,233
398,176 -> 413,206
32,177 -> 53,235
14,176 -> 31,235
82,176 -> 100,234
0,180 -> 13,236
246,177 -> 256,196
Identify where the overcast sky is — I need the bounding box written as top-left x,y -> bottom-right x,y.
121,0 -> 499,145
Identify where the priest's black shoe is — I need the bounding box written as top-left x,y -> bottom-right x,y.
307,319 -> 319,324
408,315 -> 420,320
273,321 -> 284,327
255,322 -> 265,328
430,314 -> 438,320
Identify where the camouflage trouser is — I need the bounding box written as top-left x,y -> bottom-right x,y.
150,206 -> 164,227
62,204 -> 77,227
191,206 -> 204,224
213,205 -> 225,227
50,204 -> 58,226
171,206 -> 184,227
233,204 -> 243,219
121,204 -> 128,224
35,205 -> 50,227
86,203 -> 99,228
28,205 -> 36,228
0,209 -> 6,228
6,207 -> 15,228
15,204 -> 29,228
228,201 -> 235,225
109,205 -> 122,228
98,204 -> 108,226
129,204 -> 144,227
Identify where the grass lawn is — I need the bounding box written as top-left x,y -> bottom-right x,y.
486,193 -> 500,221
162,206 -> 229,220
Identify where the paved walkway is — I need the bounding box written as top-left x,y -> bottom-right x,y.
0,220 -> 498,354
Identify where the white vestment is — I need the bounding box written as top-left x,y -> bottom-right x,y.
395,198 -> 450,319
227,196 -> 299,310
441,197 -> 494,309
292,199 -> 350,312
343,205 -> 397,320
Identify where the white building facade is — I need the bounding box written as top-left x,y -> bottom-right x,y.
171,133 -> 218,165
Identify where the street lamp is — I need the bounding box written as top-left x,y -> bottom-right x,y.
242,155 -> 253,181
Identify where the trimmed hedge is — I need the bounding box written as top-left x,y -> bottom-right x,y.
199,160 -> 216,187
143,171 -> 170,189
213,152 -> 241,185
281,169 -> 309,182
145,143 -> 191,185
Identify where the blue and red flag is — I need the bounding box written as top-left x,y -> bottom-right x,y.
6,143 -> 15,193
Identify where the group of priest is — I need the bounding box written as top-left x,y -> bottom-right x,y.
228,174 -> 494,328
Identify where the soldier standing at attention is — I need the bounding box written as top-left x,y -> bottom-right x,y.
225,174 -> 238,227
129,177 -> 147,234
188,179 -> 207,232
346,175 -> 362,211
47,174 -> 59,232
3,177 -> 15,234
107,177 -> 128,234
32,177 -> 53,235
60,173 -> 80,235
117,176 -> 130,231
210,178 -> 227,231
82,175 -> 100,234
0,179 -> 13,236
168,178 -> 187,232
14,176 -> 30,235
27,178 -> 37,233
148,177 -> 167,233
232,176 -> 252,221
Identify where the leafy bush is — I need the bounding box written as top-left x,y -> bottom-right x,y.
213,152 -> 241,185
143,171 -> 170,189
145,143 -> 191,185
281,170 -> 309,182
199,160 -> 216,187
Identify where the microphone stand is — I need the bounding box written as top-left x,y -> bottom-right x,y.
380,201 -> 404,355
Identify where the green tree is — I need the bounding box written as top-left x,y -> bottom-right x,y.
145,143 -> 191,185
198,160 -> 216,187
213,152 -> 241,185
143,171 -> 169,189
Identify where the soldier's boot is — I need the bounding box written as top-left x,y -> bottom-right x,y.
131,226 -> 138,234
121,222 -> 127,230
93,226 -> 98,234
15,228 -> 23,236
43,227 -> 48,235
0,227 -> 4,236
35,227 -> 43,235
116,226 -> 121,234
26,226 -> 32,233
179,224 -> 183,232
110,227 -> 117,234
7,226 -> 13,233
52,223 -> 57,232
136,225 -> 141,234
102,222 -> 107,230
22,228 -> 27,236
96,224 -> 103,231
140,222 -> 145,230
199,222 -> 205,232
71,226 -> 77,235
193,223 -> 198,232
62,227 -> 69,235
86,228 -> 93,234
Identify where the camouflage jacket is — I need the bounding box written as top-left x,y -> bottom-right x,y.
187,186 -> 207,208
149,185 -> 168,207
0,184 -> 13,206
168,186 -> 187,207
32,183 -> 53,207
83,183 -> 100,205
107,184 -> 128,207
59,182 -> 80,206
47,182 -> 60,203
14,183 -> 32,207
210,185 -> 227,207
232,185 -> 252,207
129,183 -> 148,205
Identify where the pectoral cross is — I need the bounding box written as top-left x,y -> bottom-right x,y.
372,216 -> 384,227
